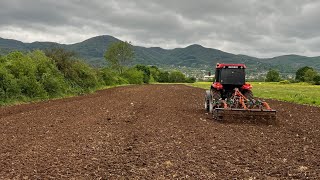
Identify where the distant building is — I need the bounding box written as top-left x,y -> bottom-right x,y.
203,75 -> 215,80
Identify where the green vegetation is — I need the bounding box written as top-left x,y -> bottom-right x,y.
190,82 -> 320,106
104,41 -> 134,74
295,66 -> 320,84
296,66 -> 314,82
3,35 -> 320,75
0,50 -> 108,104
134,64 -> 151,83
0,44 -> 194,105
265,69 -> 280,82
120,68 -> 144,85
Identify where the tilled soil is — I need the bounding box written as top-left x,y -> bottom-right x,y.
0,84 -> 319,179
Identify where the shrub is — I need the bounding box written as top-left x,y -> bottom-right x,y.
18,76 -> 47,98
186,77 -> 196,83
149,66 -> 160,82
149,75 -> 156,83
279,80 -> 290,84
44,47 -> 76,74
67,61 -> 100,91
304,69 -> 317,82
116,76 -> 129,85
0,66 -> 20,101
313,75 -> 320,85
169,71 -> 186,83
99,68 -> 120,86
135,65 -> 151,84
158,71 -> 169,82
30,50 -> 69,97
5,51 -> 48,98
121,68 -> 144,84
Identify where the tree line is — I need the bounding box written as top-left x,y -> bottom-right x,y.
265,66 -> 320,84
0,41 -> 195,104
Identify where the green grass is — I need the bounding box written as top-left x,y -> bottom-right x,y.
190,82 -> 320,106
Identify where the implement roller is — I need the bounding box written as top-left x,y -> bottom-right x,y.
205,63 -> 277,125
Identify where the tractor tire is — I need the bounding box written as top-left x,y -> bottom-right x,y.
243,90 -> 254,100
211,88 -> 221,101
205,90 -> 213,113
210,88 -> 221,113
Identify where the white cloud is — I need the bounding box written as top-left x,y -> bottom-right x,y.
1,0 -> 320,58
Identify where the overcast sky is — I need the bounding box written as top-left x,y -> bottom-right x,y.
1,0 -> 320,57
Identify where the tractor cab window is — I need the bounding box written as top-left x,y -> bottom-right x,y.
219,68 -> 245,85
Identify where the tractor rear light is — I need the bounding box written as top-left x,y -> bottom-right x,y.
242,83 -> 252,90
213,82 -> 223,90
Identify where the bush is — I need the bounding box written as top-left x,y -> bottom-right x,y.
1,50 -> 193,105
121,68 -> 144,84
116,76 -> 129,85
169,71 -> 186,83
186,77 -> 196,83
0,66 -> 20,101
135,65 -> 151,84
158,71 -> 169,83
149,66 -> 160,82
67,61 -> 100,91
99,68 -> 120,86
44,47 -> 76,74
313,75 -> 320,85
279,80 -> 290,84
18,76 -> 47,98
31,50 -> 69,97
149,75 -> 156,83
5,51 -> 48,99
304,69 -> 317,82
0,49 -> 134,104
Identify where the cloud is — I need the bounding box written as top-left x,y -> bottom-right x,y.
0,0 -> 320,57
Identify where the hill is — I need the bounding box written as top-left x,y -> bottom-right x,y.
1,35 -> 320,73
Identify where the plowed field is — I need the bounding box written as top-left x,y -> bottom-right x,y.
0,85 -> 319,179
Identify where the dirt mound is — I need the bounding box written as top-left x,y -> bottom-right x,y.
0,84 -> 319,179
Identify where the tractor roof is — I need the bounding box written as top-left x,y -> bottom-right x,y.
216,63 -> 246,69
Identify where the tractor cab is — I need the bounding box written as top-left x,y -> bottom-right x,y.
212,63 -> 252,99
215,63 -> 246,86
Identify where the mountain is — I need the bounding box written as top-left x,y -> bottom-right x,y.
1,35 -> 320,73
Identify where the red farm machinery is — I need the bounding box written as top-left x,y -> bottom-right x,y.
205,63 -> 277,124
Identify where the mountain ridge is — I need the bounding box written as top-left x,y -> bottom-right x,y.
1,35 -> 320,73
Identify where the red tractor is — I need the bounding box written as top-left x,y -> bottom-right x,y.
205,63 -> 277,124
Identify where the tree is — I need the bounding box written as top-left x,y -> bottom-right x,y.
304,69 -> 317,82
134,64 -> 151,83
104,41 -> 134,74
265,69 -> 280,82
120,68 -> 144,84
158,71 -> 169,82
296,66 -> 313,82
313,75 -> 320,85
44,47 -> 76,73
169,71 -> 186,83
149,66 -> 161,82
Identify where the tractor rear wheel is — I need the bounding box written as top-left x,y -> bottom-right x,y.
205,90 -> 211,112
243,90 -> 254,100
210,88 -> 221,112
211,88 -> 221,100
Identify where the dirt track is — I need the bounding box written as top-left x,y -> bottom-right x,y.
0,84 -> 319,179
